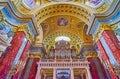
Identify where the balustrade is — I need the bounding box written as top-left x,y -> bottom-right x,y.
37,59 -> 89,69
36,59 -> 92,79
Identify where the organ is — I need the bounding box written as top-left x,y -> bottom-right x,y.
48,40 -> 77,59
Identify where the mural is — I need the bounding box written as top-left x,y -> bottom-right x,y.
58,18 -> 68,26
24,0 -> 36,8
88,0 -> 102,6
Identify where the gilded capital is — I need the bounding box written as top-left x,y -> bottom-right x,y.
29,53 -> 42,58
94,23 -> 114,41
12,24 -> 34,42
80,44 -> 98,58
85,52 -> 98,58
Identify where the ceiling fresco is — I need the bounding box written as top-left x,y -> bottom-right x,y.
23,0 -> 36,8
13,0 -> 115,15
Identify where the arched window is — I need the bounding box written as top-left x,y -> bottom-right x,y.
55,36 -> 70,42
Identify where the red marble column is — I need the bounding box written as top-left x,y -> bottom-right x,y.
28,58 -> 39,79
20,41 -> 31,61
0,31 -> 25,79
107,68 -> 118,79
19,58 -> 30,79
102,30 -> 120,64
12,41 -> 31,79
88,58 -> 100,79
96,39 -> 118,79
88,57 -> 109,79
19,58 -> 34,79
96,40 -> 110,64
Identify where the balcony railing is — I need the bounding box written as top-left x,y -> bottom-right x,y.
37,59 -> 90,69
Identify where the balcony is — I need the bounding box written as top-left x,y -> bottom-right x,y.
37,59 -> 90,69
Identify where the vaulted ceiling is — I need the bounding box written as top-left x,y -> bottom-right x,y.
0,0 -> 118,49
42,15 -> 84,48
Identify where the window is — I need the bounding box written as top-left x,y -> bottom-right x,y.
55,36 -> 70,42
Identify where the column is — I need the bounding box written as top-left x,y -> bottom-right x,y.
44,74 -> 47,79
12,41 -> 31,79
54,50 -> 56,62
54,51 -> 56,62
53,68 -> 56,79
87,57 -> 110,79
107,67 -> 118,79
70,68 -> 74,79
96,40 -> 110,64
96,37 -> 118,79
0,31 -> 26,79
28,58 -> 39,79
86,67 -> 92,79
35,64 -> 41,79
19,58 -> 34,79
70,51 -> 72,62
102,30 -> 120,64
81,74 -> 84,79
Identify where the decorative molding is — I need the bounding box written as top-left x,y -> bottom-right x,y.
29,53 -> 42,58
85,52 -> 98,58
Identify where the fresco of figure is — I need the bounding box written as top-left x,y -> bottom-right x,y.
58,18 -> 68,26
89,0 -> 102,6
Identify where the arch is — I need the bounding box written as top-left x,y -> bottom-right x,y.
32,2 -> 96,26
32,3 -> 96,44
43,30 -> 81,46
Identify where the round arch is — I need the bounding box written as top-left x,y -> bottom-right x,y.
32,2 -> 96,25
43,30 -> 81,46
32,2 -> 96,44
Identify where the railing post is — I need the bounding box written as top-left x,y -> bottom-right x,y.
86,67 -> 92,79
35,63 -> 41,79
70,68 -> 74,79
53,68 -> 56,79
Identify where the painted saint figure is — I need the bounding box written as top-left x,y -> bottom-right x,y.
58,18 -> 68,26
